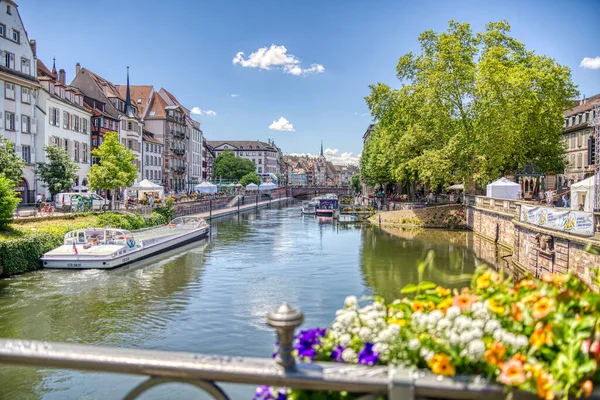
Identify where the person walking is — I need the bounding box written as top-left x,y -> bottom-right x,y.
562,193 -> 570,208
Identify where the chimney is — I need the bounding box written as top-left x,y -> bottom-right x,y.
58,69 -> 66,85
76,63 -> 81,76
29,39 -> 36,57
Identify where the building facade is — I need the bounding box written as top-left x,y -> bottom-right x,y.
188,117 -> 202,188
290,169 -> 307,185
36,58 -> 92,196
142,131 -> 162,184
207,140 -> 281,176
0,1 -> 40,202
202,137 -> 214,182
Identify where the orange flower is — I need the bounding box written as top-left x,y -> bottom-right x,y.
388,318 -> 406,327
530,323 -> 553,348
521,293 -> 540,304
536,372 -> 555,400
583,380 -> 593,398
476,272 -> 492,289
511,303 -> 523,322
428,353 -> 456,377
425,301 -> 436,311
515,279 -> 536,290
453,293 -> 476,311
542,273 -> 570,286
532,297 -> 555,319
411,301 -> 425,312
488,298 -> 506,315
485,341 -> 506,366
435,286 -> 451,297
498,358 -> 526,385
437,297 -> 453,313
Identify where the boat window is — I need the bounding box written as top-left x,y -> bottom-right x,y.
77,231 -> 86,243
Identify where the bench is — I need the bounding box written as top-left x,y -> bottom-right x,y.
17,210 -> 36,218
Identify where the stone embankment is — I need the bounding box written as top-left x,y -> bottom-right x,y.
369,204 -> 467,229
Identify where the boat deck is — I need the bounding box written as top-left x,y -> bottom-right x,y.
134,225 -> 201,243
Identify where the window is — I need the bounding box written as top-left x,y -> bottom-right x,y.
577,133 -> 582,147
145,143 -> 149,151
21,115 -> 30,133
128,140 -> 133,150
6,5 -> 11,14
21,87 -> 30,104
64,139 -> 69,154
11,29 -> 19,43
112,121 -> 116,130
50,107 -> 60,126
4,52 -> 14,69
583,113 -> 588,123
0,24 -> 5,37
258,167 -> 262,173
73,115 -> 80,132
21,58 -> 30,75
21,145 -> 30,163
63,111 -> 70,129
4,112 -> 14,130
92,138 -> 97,147
82,144 -> 88,163
577,153 -> 582,169
5,82 -> 15,100
146,155 -> 149,165
258,159 -> 262,164
93,119 -> 99,127
82,118 -> 88,134
127,122 -> 132,130
74,141 -> 80,162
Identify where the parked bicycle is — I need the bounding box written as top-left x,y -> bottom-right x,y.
41,202 -> 55,216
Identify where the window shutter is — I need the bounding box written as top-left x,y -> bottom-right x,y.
31,118 -> 37,134
30,151 -> 35,164
21,117 -> 26,133
0,114 -> 3,129
59,138 -> 64,150
15,145 -> 21,156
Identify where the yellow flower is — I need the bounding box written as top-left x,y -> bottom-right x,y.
532,297 -> 554,319
530,323 -> 553,348
542,273 -> 569,286
428,354 -> 456,377
485,341 -> 506,366
488,298 -> 506,315
388,318 -> 406,327
437,297 -> 453,313
411,301 -> 425,312
435,286 -> 451,297
536,372 -> 555,400
476,272 -> 492,289
515,279 -> 536,290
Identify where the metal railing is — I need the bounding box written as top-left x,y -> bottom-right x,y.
0,303 -> 549,400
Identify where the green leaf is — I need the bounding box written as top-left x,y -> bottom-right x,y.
401,284 -> 419,294
418,281 -> 437,291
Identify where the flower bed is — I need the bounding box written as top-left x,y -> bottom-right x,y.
256,269 -> 600,399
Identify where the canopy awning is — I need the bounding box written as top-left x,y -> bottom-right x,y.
130,179 -> 164,191
194,181 -> 218,194
246,183 -> 259,191
447,184 -> 464,191
259,182 -> 277,191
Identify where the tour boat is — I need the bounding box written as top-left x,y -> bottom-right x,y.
41,216 -> 210,269
315,196 -> 339,217
301,199 -> 318,215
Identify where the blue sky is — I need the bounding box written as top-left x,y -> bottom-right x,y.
19,0 -> 600,165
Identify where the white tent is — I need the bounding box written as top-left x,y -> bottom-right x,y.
129,179 -> 164,199
486,177 -> 520,200
571,176 -> 595,212
246,183 -> 259,191
194,181 -> 218,194
259,182 -> 277,191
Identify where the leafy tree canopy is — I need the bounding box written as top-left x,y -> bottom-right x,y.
364,20 -> 578,187
0,175 -> 20,228
239,172 -> 261,186
0,136 -> 24,187
351,174 -> 361,193
88,131 -> 138,194
214,149 -> 256,180
36,146 -> 79,197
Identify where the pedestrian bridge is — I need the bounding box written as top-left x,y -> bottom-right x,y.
289,186 -> 351,198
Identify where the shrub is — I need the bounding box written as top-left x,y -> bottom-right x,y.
0,232 -> 62,275
145,212 -> 167,227
0,175 -> 20,228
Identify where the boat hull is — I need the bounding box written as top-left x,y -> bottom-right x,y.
41,226 -> 210,269
315,209 -> 334,217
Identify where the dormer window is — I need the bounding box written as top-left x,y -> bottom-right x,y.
149,110 -> 156,116
6,5 -> 11,15
137,98 -> 142,104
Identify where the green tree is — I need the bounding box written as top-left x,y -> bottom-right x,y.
350,174 -> 361,193
275,173 -> 281,184
0,175 -> 20,228
36,146 -> 79,197
364,20 -> 578,188
214,149 -> 256,180
0,136 -> 24,187
238,172 -> 261,186
88,131 -> 138,202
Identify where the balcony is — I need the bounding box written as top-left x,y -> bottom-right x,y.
172,166 -> 185,174
173,148 -> 185,155
171,130 -> 185,139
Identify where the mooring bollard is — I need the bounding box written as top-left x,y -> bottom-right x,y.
266,303 -> 304,370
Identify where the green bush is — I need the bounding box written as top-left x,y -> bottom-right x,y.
145,212 -> 167,227
96,213 -> 147,231
0,232 -> 62,275
154,199 -> 174,222
0,175 -> 20,228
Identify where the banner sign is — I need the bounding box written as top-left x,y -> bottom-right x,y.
520,205 -> 594,237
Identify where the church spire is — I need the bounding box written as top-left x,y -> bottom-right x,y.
320,140 -> 324,157
124,66 -> 132,116
51,56 -> 57,80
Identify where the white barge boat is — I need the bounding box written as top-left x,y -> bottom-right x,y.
41,216 -> 210,269
301,200 -> 317,215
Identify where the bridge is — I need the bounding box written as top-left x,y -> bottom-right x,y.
288,186 -> 351,199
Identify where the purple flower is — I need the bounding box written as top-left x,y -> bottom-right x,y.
330,344 -> 345,362
295,328 -> 327,361
253,386 -> 287,400
358,343 -> 379,366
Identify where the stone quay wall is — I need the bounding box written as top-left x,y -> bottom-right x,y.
468,196 -> 600,289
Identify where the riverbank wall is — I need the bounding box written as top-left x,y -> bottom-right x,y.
372,197 -> 600,287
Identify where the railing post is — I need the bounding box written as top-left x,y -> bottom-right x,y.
266,303 -> 304,370
388,367 -> 415,400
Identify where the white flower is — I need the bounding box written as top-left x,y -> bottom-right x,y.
503,332 -> 516,347
467,339 -> 486,360
436,317 -> 452,333
445,306 -> 462,320
394,311 -> 404,319
453,315 -> 472,332
392,299 -> 402,305
341,348 -> 357,363
470,328 -> 483,339
514,335 -> 529,349
339,333 -> 352,347
484,319 -> 502,334
459,331 -> 474,344
429,310 -> 443,322
471,320 -> 485,330
344,296 -> 358,308
492,329 -> 505,342
420,348 -> 434,362
373,342 -> 389,354
387,324 -> 401,336
408,338 -> 421,351
449,331 -> 460,345
358,327 -> 373,342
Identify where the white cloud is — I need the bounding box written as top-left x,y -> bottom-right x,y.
191,107 -> 217,116
269,116 -> 295,132
230,94 -> 241,97
233,44 -> 325,76
580,56 -> 600,69
289,148 -> 361,166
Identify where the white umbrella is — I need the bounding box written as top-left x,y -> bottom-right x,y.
246,183 -> 259,191
259,182 -> 276,191
194,181 -> 218,194
447,184 -> 464,191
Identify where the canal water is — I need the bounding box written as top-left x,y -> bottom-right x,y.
0,203 -> 498,399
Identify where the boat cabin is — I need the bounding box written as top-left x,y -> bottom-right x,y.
63,229 -> 135,248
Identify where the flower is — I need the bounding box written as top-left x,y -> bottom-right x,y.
254,385 -> 287,400
341,348 -> 357,363
511,303 -> 524,322
357,343 -> 379,365
476,272 -> 493,289
530,323 -> 552,348
435,286 -> 451,297
453,293 -> 476,311
536,372 -> 555,400
466,339 -> 486,360
330,345 -> 345,362
344,296 -> 358,308
339,333 -> 352,347
488,298 -> 506,315
436,297 -> 454,313
498,358 -> 526,385
408,338 -> 421,351
542,273 -> 569,286
532,297 -> 555,319
583,380 -> 593,398
388,318 -> 406,327
295,328 -> 326,361
428,353 -> 456,377
485,341 -> 506,366
445,306 -> 462,319
484,319 -> 501,334
515,279 -> 536,290
412,300 -> 426,312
